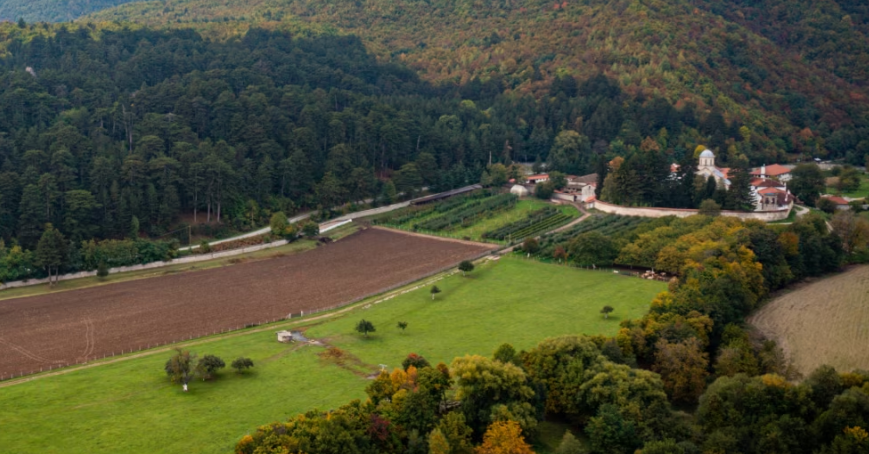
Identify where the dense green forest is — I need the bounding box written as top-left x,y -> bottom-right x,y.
0,22 -> 753,268
86,0 -> 869,163
0,0 -> 138,23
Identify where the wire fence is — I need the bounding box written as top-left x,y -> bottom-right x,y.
0,249 -> 497,383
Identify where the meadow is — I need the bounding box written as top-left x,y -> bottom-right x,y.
749,264 -> 869,376
0,257 -> 664,454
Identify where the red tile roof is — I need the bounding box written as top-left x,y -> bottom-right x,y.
527,174 -> 549,181
755,179 -> 785,189
751,164 -> 791,176
718,167 -> 730,179
824,196 -> 850,205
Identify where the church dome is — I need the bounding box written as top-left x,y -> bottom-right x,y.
699,149 -> 714,158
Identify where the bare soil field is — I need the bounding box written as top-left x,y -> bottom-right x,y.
0,228 -> 493,378
749,265 -> 869,376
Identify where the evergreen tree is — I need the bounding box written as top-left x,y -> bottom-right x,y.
725,162 -> 754,211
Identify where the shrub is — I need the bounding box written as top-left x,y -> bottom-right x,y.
302,221 -> 320,237
199,240 -> 212,254
97,261 -> 109,279
699,199 -> 721,217
402,353 -> 430,371
231,357 -> 254,373
817,197 -> 838,214
523,237 -> 540,254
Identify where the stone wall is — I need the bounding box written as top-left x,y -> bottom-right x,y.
593,200 -> 793,222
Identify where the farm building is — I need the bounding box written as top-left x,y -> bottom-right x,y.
821,195 -> 851,210
276,330 -> 294,342
526,174 -> 549,184
554,173 -> 597,202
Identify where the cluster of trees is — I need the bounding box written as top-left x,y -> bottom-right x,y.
164,348 -> 253,391
237,343 -> 869,454
598,144 -> 755,211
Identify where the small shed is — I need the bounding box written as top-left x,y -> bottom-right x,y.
510,185 -> 530,197
276,330 -> 294,343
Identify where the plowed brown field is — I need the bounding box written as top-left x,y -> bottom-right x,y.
749,265 -> 869,376
0,228 -> 493,378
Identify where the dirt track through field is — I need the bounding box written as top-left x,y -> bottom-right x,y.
0,228 -> 493,378
749,265 -> 869,376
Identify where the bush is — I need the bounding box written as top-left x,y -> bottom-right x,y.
199,240 -> 212,254
523,237 -> 540,254
816,197 -> 838,214
231,357 -> 254,374
302,221 -> 320,237
698,199 -> 721,217
402,353 -> 430,371
97,261 -> 109,279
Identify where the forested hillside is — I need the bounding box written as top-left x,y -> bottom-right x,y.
0,20 -> 752,258
86,0 -> 869,163
0,0 -> 138,23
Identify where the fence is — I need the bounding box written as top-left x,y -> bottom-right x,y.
0,248 -> 497,382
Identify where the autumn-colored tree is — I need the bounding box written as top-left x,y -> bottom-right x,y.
451,355 -> 537,435
475,421 -> 534,454
831,210 -> 869,256
653,338 -> 709,402
429,427 -> 451,454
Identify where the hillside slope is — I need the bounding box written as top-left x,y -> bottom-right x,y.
0,0 -> 139,23
85,0 -> 869,159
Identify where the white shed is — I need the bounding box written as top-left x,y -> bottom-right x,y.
276,330 -> 294,342
510,185 -> 530,197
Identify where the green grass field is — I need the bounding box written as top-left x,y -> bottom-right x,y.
0,257 -> 663,454
825,173 -> 869,199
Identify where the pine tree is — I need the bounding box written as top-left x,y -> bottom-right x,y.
725,161 -> 754,211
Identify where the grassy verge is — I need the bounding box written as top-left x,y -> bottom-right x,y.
0,223 -> 360,302
0,256 -> 663,454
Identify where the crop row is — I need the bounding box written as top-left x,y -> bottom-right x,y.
414,194 -> 518,231
373,190 -> 491,226
482,207 -> 570,241
538,215 -> 648,256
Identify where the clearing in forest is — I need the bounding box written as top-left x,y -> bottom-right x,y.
749,265 -> 869,376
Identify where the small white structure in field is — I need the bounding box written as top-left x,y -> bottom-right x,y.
510,184 -> 530,197
276,330 -> 294,343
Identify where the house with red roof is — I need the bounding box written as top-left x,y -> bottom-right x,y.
751,164 -> 792,182
821,195 -> 851,210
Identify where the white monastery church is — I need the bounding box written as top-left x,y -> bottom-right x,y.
696,149 -> 731,189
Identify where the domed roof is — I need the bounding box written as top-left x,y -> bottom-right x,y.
699,149 -> 714,158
